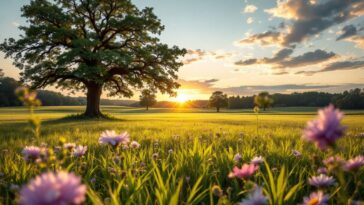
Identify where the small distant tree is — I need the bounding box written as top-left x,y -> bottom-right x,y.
139,89 -> 157,110
209,91 -> 228,112
254,91 -> 273,111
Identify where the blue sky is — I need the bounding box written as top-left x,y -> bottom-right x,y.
1,0 -> 364,100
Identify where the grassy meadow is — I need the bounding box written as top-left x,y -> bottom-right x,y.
0,106 -> 364,204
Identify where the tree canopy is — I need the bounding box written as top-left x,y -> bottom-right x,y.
0,0 -> 186,117
254,91 -> 273,111
139,89 -> 157,110
209,91 -> 228,112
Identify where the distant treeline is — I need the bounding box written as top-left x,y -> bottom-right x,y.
0,77 -> 136,107
227,90 -> 364,109
1,76 -> 364,109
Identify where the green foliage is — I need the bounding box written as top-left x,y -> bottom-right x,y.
139,89 -> 157,110
254,92 -> 273,111
209,91 -> 228,112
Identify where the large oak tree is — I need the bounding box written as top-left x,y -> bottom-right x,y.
0,0 -> 186,117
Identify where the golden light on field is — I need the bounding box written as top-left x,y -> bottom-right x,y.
175,93 -> 189,103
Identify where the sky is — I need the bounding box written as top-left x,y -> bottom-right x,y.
0,0 -> 364,101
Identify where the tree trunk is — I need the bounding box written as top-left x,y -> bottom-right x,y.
146,106 -> 149,111
84,83 -> 102,117
217,106 -> 220,112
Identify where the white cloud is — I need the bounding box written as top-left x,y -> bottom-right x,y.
11,21 -> 20,27
244,4 -> 258,13
247,17 -> 254,24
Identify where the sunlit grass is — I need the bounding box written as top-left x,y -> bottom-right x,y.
0,106 -> 363,204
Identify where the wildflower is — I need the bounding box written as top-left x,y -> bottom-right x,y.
130,141 -> 140,149
168,149 -> 173,154
122,144 -> 129,150
211,185 -> 223,197
302,105 -> 345,150
22,146 -> 43,162
234,153 -> 242,162
238,186 -> 268,205
344,155 -> 364,172
185,176 -> 191,182
251,156 -> 264,165
98,130 -> 130,147
323,155 -> 344,166
90,178 -> 96,184
152,153 -> 159,160
72,145 -> 87,157
63,143 -> 76,150
19,171 -> 86,205
317,167 -> 328,175
229,164 -> 258,180
300,191 -> 329,205
15,86 -> 41,107
292,150 -> 302,157
308,174 -> 335,188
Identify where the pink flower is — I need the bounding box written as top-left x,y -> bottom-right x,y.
72,145 -> 87,157
317,167 -> 328,175
292,150 -> 302,157
229,164 -> 258,180
323,155 -> 344,166
238,186 -> 268,205
308,174 -> 335,188
98,130 -> 130,147
22,146 -> 44,162
234,153 -> 242,162
19,171 -> 86,205
300,191 -> 329,205
63,143 -> 76,150
344,155 -> 364,172
303,105 -> 345,150
251,156 -> 264,165
130,141 -> 140,149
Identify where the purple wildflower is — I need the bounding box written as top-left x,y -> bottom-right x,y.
344,155 -> 364,172
234,153 -> 242,162
303,105 -> 345,150
300,191 -> 329,205
323,155 -> 344,167
130,141 -> 140,149
308,174 -> 335,188
22,146 -> 45,162
317,167 -> 328,175
292,150 -> 302,157
72,145 -> 87,157
251,156 -> 264,165
98,130 -> 130,147
238,186 -> 268,205
19,171 -> 86,205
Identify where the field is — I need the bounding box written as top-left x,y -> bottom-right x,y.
0,106 -> 364,204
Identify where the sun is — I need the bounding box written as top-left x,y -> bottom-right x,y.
175,93 -> 189,103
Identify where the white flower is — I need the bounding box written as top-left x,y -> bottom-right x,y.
238,186 -> 268,205
99,130 -> 130,147
251,156 -> 264,165
72,145 -> 87,157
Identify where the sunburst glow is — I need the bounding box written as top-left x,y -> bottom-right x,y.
175,93 -> 189,103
